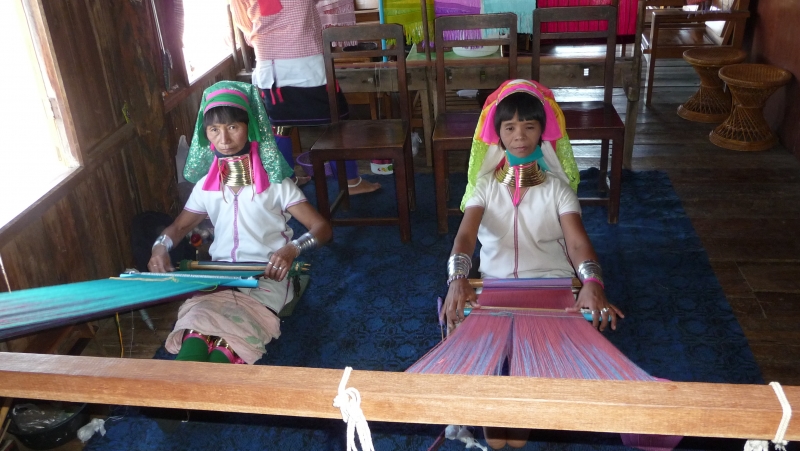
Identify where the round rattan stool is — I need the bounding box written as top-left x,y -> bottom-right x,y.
677,47 -> 746,123
709,63 -> 792,151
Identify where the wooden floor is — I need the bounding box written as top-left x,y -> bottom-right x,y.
622,59 -> 800,387
20,55 -> 799,451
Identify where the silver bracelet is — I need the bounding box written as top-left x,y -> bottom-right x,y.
576,259 -> 603,284
447,253 -> 472,282
290,232 -> 317,257
152,234 -> 174,252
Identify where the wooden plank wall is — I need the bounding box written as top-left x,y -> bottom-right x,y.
747,0 -> 800,158
0,0 -> 237,351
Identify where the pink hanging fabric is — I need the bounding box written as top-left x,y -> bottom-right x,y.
537,0 -> 638,37
317,0 -> 357,47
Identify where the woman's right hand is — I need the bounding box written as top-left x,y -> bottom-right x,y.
147,246 -> 174,273
440,278 -> 477,331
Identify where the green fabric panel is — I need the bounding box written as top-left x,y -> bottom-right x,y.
460,139 -> 488,211
384,0 -> 434,44
556,136 -> 580,192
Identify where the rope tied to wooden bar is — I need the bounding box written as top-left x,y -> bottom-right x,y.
744,381 -> 792,451
333,367 -> 375,451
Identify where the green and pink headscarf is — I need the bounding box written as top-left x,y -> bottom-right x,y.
184,81 -> 293,192
460,79 -> 580,210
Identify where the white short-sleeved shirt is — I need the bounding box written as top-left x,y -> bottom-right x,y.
184,177 -> 307,263
465,172 -> 581,279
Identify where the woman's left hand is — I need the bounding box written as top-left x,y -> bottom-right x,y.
264,245 -> 298,281
566,282 -> 624,331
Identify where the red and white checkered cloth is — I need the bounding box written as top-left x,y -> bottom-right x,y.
231,0 -> 325,60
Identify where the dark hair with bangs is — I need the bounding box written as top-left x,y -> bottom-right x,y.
493,92 -> 547,147
203,105 -> 250,129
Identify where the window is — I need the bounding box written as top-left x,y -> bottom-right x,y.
0,0 -> 76,228
182,0 -> 235,84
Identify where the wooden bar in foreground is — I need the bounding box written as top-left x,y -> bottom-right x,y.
0,353 -> 797,441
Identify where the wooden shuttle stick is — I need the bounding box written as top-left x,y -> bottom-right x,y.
179,260 -> 268,272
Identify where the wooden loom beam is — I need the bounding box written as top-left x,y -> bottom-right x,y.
0,352 -> 797,441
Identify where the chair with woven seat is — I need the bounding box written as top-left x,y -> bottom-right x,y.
432,13 -> 518,234
640,0 -> 750,106
531,4 -> 624,224
309,23 -> 415,242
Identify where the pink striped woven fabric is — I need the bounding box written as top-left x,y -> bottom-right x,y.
537,0 -> 638,37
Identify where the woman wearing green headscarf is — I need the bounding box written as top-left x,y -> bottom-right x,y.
148,81 -> 331,364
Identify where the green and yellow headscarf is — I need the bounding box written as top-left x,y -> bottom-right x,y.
183,80 -> 293,184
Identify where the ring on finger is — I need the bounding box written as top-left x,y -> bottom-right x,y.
601,307 -> 610,314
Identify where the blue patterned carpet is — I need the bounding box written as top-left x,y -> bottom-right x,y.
85,169 -> 763,451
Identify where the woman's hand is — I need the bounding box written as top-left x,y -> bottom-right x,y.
264,245 -> 298,281
440,278 -> 477,331
566,282 -> 624,331
147,246 -> 174,273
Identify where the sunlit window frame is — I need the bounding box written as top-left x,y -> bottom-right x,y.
0,0 -> 83,234
159,0 -> 241,111
18,0 -> 81,168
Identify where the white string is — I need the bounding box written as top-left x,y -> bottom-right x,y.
333,367 -> 375,451
744,381 -> 792,451
770,381 -> 791,450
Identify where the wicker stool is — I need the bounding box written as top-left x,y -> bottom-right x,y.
678,47 -> 746,123
710,64 -> 792,151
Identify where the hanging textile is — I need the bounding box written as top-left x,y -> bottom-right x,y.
536,0 -> 639,37
384,0 -> 435,45
483,0 -> 535,34
434,0 -> 482,41
317,0 -> 357,47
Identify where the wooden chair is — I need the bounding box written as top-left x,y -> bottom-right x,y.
532,4 -> 624,224
432,13 -> 518,234
309,23 -> 415,243
640,0 -> 750,106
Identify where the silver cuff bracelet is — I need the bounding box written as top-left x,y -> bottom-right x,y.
447,253 -> 472,278
152,234 -> 173,252
576,259 -> 603,283
291,232 -> 318,256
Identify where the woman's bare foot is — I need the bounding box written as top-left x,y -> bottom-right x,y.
347,177 -> 381,195
506,428 -> 530,448
483,426 -> 507,450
